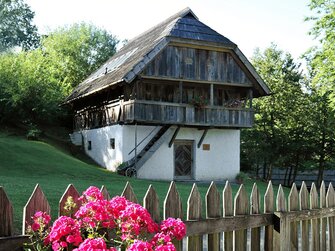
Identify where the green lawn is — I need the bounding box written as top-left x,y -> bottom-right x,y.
0,130 -> 282,235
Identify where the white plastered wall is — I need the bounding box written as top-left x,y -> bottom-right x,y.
79,125 -> 240,180
138,127 -> 240,181
81,125 -> 160,171
81,125 -> 123,170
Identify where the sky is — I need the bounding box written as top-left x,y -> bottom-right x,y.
26,0 -> 317,61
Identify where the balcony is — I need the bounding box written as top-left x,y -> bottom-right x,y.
122,100 -> 253,128
74,99 -> 254,130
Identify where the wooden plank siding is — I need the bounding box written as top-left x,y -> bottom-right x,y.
142,45 -> 252,85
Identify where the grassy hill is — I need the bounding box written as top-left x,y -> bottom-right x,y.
0,128 -> 278,235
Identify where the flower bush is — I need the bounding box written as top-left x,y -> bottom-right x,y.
24,186 -> 186,251
189,95 -> 208,109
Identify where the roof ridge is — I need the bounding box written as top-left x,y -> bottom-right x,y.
124,7 -> 196,45
170,16 -> 236,46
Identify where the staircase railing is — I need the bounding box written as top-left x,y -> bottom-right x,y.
118,125 -> 171,177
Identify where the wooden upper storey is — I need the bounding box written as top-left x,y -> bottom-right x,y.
142,44 -> 252,86
67,8 -> 270,130
65,8 -> 270,104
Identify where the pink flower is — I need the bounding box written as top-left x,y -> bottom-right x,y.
73,238 -> 115,251
118,201 -> 158,241
160,218 -> 186,240
25,187 -> 185,251
75,198 -> 115,230
128,240 -> 153,251
155,243 -> 176,251
31,222 -> 40,232
109,196 -> 128,218
79,186 -> 104,203
30,211 -> 51,232
48,216 -> 82,250
151,232 -> 172,245
52,242 -> 61,251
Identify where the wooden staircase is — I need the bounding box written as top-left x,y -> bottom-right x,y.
120,125 -> 171,176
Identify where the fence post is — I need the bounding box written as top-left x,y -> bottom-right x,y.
264,181 -> 274,251
275,185 -> 289,251
250,183 -> 261,251
299,181 -> 309,250
223,181 -> 233,251
143,185 -> 160,223
310,183 -> 320,251
187,183 -> 202,251
22,184 -> 50,235
234,184 -> 248,251
0,187 -> 13,236
206,181 -> 221,251
164,181 -> 183,251
326,183 -> 335,250
100,185 -> 111,201
320,181 -> 326,251
121,182 -> 138,203
278,212 -> 290,251
59,184 -> 81,217
288,183 -> 298,251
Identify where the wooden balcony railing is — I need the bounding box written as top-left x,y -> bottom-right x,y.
73,100 -> 254,130
122,100 -> 253,128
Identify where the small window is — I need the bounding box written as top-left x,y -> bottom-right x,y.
110,138 -> 115,149
87,141 -> 92,150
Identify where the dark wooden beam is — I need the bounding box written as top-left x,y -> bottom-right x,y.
179,81 -> 183,104
249,88 -> 253,108
0,236 -> 30,251
169,126 -> 181,148
197,129 -> 208,148
210,84 -> 214,106
185,213 -> 273,236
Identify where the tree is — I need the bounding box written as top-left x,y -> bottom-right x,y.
0,50 -> 67,124
241,44 -> 308,184
309,90 -> 335,186
306,0 -> 335,107
305,0 -> 335,185
41,23 -> 119,87
0,0 -> 39,51
0,23 -> 118,125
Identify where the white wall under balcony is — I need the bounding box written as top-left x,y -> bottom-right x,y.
80,125 -> 160,171
194,129 -> 240,181
78,124 -> 240,181
81,125 -> 123,170
138,127 -> 240,181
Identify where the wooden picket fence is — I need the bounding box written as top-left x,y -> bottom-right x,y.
1,180 -> 335,251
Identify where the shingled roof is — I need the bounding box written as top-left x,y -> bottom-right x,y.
65,7 -> 269,103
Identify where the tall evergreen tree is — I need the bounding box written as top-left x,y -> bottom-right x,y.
305,0 -> 335,185
242,44 -> 308,184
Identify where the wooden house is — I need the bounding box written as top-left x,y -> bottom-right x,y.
65,8 -> 270,181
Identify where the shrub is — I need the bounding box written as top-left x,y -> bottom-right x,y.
235,171 -> 249,184
26,128 -> 42,141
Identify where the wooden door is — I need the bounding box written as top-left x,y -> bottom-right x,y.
174,140 -> 193,179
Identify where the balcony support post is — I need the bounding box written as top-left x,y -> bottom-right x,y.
248,89 -> 253,108
179,81 -> 183,104
169,126 -> 181,148
210,84 -> 214,106
197,129 -> 209,148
